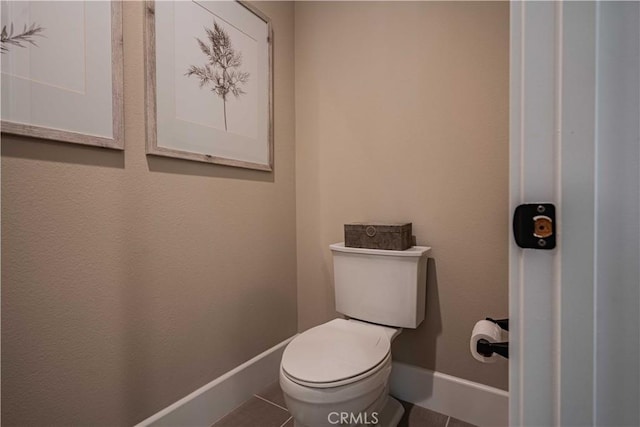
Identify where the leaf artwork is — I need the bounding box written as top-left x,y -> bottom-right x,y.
186,21 -> 250,132
1,22 -> 45,53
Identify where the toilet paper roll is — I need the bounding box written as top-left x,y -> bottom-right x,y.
470,320 -> 503,363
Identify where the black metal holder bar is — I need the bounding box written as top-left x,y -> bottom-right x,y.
477,339 -> 509,359
486,317 -> 509,332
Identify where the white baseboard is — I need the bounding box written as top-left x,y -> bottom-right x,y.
390,362 -> 509,427
135,335 -> 297,427
135,338 -> 506,427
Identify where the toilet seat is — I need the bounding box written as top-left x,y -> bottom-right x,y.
282,353 -> 391,388
281,319 -> 393,388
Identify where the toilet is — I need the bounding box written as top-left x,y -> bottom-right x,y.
280,242 -> 431,427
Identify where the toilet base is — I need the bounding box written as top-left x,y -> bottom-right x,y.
292,396 -> 404,427
376,396 -> 404,427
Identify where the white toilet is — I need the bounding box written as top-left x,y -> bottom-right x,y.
280,242 -> 431,427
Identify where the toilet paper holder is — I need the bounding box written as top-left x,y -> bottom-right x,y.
477,317 -> 509,359
485,317 -> 508,331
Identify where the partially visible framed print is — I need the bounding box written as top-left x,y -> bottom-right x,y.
145,1 -> 273,171
0,1 -> 124,149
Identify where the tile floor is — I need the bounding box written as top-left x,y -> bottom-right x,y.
212,381 -> 477,427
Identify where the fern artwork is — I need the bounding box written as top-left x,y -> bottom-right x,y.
1,22 -> 44,54
186,21 -> 250,132
148,1 -> 272,170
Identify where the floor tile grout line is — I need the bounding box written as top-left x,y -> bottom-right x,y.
211,397 -> 258,427
445,416 -> 451,427
278,415 -> 293,427
253,393 -> 289,412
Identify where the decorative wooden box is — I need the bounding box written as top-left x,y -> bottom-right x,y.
344,223 -> 413,251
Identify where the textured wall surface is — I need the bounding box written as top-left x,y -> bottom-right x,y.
1,2 -> 296,425
294,1 -> 509,390
2,2 -> 510,424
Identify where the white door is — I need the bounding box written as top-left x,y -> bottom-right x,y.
510,2 -> 639,426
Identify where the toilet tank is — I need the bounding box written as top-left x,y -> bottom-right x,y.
330,243 -> 431,328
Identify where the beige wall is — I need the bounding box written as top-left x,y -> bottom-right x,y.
2,2 -> 510,423
1,2 -> 296,425
295,2 -> 509,389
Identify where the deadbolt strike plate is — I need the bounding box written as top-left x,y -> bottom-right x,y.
513,203 -> 556,250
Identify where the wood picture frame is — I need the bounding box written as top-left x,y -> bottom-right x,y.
0,1 -> 124,150
144,0 -> 274,172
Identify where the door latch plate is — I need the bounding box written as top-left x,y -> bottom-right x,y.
513,204 -> 556,249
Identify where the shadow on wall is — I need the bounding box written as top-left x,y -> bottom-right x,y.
147,156 -> 274,183
1,134 -> 125,169
391,258 -> 442,372
0,134 -> 275,184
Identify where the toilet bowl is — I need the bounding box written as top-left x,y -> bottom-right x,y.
279,319 -> 403,427
281,243 -> 431,427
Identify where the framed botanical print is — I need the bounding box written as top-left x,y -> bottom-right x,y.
0,1 -> 124,149
145,0 -> 273,171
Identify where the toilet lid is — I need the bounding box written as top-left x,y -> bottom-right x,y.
281,319 -> 391,384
